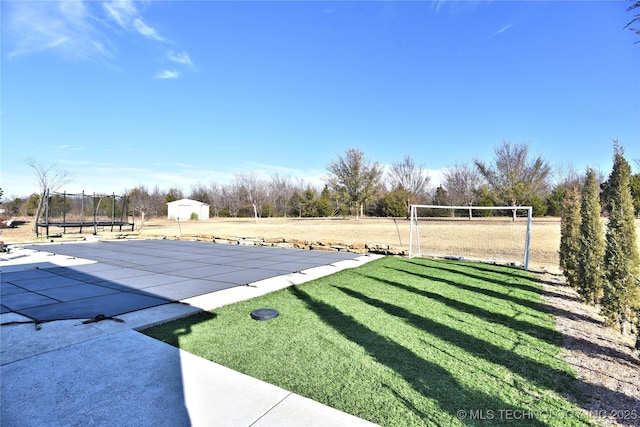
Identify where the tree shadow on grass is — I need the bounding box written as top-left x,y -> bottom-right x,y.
461,262 -> 584,306
334,285 -> 577,396
289,286 -> 550,426
391,262 -> 638,365
331,285 -> 640,426
359,273 -> 560,348
445,260 -> 588,306
400,262 -> 600,326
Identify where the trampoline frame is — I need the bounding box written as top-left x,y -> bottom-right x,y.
36,190 -> 134,237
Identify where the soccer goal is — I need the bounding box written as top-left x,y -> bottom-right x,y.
408,205 -> 532,270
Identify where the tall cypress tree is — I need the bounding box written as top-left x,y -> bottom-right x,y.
559,186 -> 581,289
602,143 -> 640,334
577,168 -> 606,305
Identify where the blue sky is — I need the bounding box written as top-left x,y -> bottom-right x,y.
2,0 -> 639,198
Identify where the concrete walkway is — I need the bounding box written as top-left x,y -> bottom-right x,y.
1,246 -> 381,427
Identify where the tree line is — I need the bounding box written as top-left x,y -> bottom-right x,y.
2,141 -> 639,223
559,142 -> 640,348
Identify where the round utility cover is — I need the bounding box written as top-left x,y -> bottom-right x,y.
250,308 -> 280,321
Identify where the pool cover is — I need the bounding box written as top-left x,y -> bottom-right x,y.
1,240 -> 361,324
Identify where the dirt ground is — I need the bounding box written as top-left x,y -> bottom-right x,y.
2,216 -> 639,425
540,275 -> 639,426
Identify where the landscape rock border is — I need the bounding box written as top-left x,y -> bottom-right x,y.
164,233 -> 407,256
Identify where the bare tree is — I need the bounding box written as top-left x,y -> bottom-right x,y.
28,160 -> 70,234
208,182 -> 222,217
475,141 -> 552,220
555,164 -> 584,189
270,173 -> 294,217
187,181 -> 217,218
128,185 -> 154,229
442,161 -> 484,219
388,155 -> 431,215
626,0 -> 640,41
234,173 -> 268,222
189,182 -> 211,204
220,184 -> 240,217
148,186 -> 167,217
326,148 -> 383,218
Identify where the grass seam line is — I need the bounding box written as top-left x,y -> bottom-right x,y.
248,391 -> 293,426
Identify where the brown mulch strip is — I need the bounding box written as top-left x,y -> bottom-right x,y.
539,274 -> 640,426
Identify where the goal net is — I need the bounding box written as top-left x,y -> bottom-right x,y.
408,205 -> 532,270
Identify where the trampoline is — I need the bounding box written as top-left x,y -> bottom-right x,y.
0,240 -> 362,324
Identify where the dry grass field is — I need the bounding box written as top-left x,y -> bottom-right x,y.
0,216 -> 576,273
4,215 -> 639,274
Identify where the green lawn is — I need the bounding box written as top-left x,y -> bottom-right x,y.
142,257 -> 596,426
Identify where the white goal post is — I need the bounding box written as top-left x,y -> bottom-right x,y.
408,205 -> 532,270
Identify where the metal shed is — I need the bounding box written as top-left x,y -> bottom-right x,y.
167,199 -> 210,221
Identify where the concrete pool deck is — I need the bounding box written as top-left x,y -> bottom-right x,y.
1,243 -> 382,427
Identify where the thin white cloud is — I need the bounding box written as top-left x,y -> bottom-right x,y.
489,23 -> 515,38
432,0 -> 483,14
102,0 -> 136,29
55,144 -> 85,151
6,0 -> 112,60
6,0 -> 183,71
155,70 -> 179,79
103,0 -> 164,41
168,51 -> 193,66
133,18 -> 164,41
173,162 -> 196,169
3,158 -> 338,198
